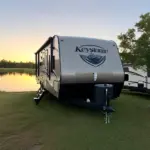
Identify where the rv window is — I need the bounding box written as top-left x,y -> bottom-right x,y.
123,67 -> 129,72
39,54 -> 43,66
52,56 -> 55,69
39,50 -> 47,67
147,71 -> 150,77
124,74 -> 129,81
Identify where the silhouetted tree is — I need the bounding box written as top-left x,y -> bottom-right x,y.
0,59 -> 35,68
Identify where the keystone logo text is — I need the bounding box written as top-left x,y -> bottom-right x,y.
75,45 -> 108,67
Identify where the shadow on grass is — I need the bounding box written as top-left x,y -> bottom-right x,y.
37,92 -> 113,119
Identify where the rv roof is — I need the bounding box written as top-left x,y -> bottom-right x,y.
58,35 -> 114,41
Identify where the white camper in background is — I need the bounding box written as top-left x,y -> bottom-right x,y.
123,63 -> 150,93
34,35 -> 126,123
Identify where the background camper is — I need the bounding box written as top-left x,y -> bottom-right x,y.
123,63 -> 150,93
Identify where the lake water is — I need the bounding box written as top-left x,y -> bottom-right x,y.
0,73 -> 39,92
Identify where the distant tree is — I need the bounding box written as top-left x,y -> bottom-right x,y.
118,12 -> 150,71
0,59 -> 35,68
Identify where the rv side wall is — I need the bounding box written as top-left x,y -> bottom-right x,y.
123,66 -> 150,93
36,36 -> 61,98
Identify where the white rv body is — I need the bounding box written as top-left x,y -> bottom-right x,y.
35,35 -> 125,101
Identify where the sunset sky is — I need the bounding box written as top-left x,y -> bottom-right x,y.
0,0 -> 150,62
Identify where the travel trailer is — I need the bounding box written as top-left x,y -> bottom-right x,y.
123,63 -> 150,93
34,35 -> 126,123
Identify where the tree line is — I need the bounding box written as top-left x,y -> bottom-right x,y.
0,59 -> 35,68
118,12 -> 150,71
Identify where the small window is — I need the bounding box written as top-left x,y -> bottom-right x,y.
124,74 -> 129,81
39,50 -> 47,66
147,71 -> 150,77
123,67 -> 129,72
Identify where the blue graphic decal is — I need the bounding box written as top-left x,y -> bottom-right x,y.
80,54 -> 106,67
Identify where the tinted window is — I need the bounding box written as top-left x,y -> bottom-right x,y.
123,67 -> 129,72
147,71 -> 150,77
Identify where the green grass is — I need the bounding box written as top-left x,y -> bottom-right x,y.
0,92 -> 150,150
0,68 -> 35,74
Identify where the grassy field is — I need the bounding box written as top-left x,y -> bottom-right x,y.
0,92 -> 150,150
0,68 -> 35,74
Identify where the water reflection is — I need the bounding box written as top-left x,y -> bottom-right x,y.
0,72 -> 39,92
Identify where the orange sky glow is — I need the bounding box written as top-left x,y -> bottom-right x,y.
1,0 -> 149,62
0,35 -> 46,62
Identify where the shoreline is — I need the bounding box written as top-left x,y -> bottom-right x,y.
0,68 -> 35,74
